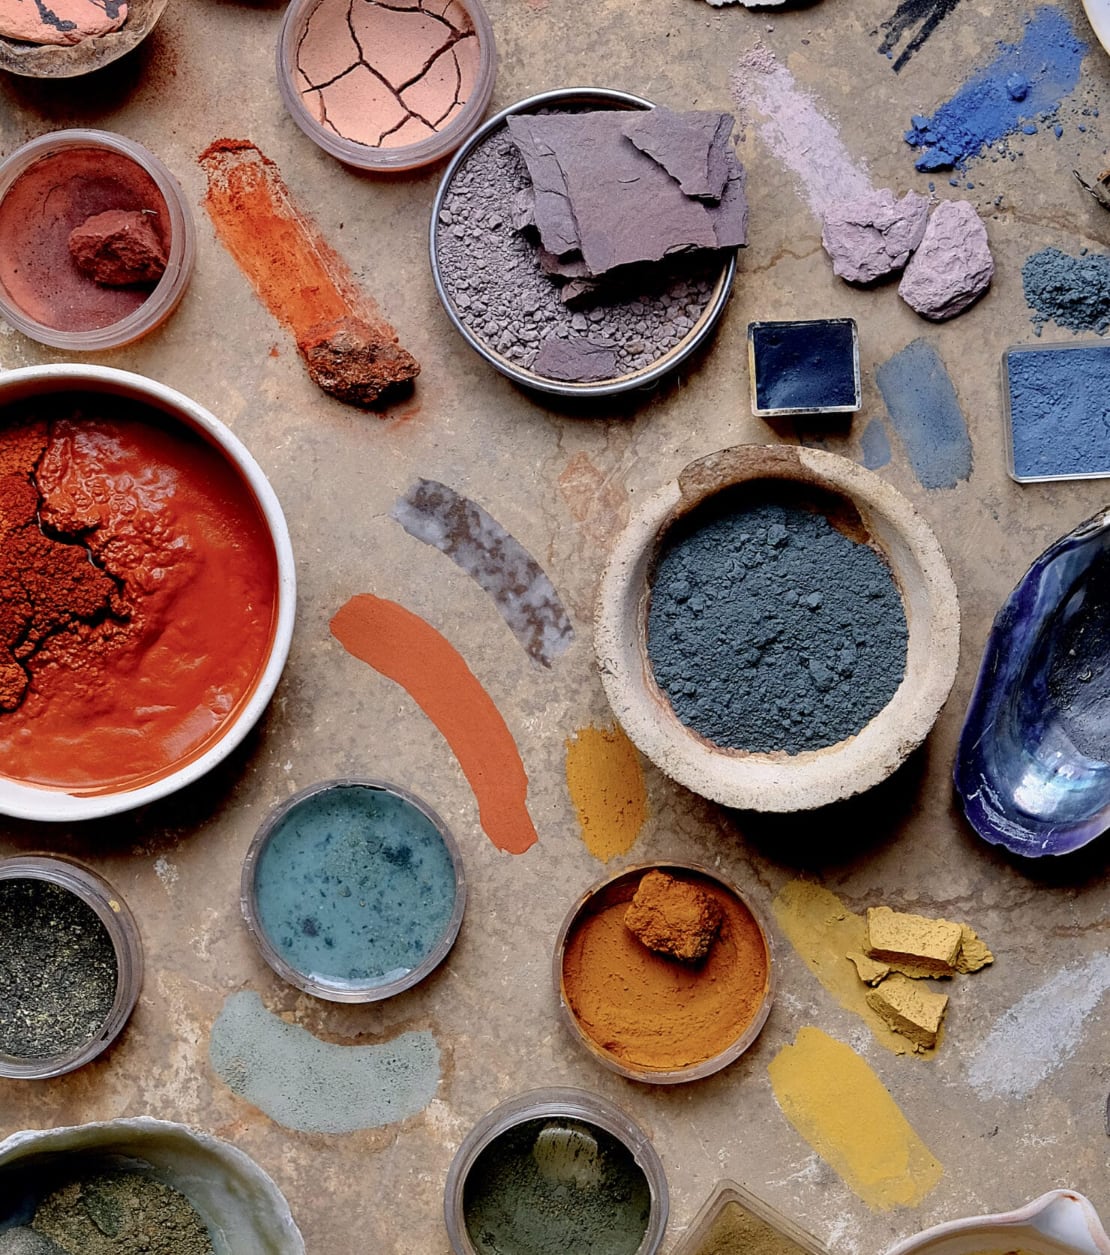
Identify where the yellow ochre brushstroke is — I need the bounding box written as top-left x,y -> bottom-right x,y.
768,1027 -> 943,1210
565,724 -> 647,862
772,880 -> 924,1056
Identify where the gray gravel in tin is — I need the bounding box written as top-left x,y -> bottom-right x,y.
435,121 -> 718,380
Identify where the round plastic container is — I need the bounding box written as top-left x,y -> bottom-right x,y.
0,855 -> 143,1081
554,861 -> 775,1085
444,1088 -> 669,1255
0,130 -> 195,350
430,87 -> 737,399
241,778 -> 467,1003
277,0 -> 497,172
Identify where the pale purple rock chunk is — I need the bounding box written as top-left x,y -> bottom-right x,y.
534,336 -> 618,382
622,107 -> 734,200
821,188 -> 929,285
899,200 -> 993,320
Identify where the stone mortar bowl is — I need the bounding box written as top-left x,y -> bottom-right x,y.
0,1117 -> 305,1253
595,444 -> 960,812
0,0 -> 168,77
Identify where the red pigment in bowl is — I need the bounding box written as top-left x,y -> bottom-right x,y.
0,395 -> 279,794
0,147 -> 170,333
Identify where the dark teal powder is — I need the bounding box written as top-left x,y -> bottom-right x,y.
646,499 -> 908,754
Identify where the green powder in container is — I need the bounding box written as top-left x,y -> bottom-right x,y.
463,1117 -> 652,1255
686,1198 -> 815,1255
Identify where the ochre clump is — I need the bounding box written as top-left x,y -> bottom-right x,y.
865,973 -> 948,1052
68,209 -> 167,287
866,906 -> 964,977
298,315 -> 419,408
625,869 -> 723,963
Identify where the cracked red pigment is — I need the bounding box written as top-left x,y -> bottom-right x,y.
295,0 -> 481,149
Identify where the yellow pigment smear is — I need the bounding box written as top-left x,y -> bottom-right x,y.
768,1027 -> 943,1210
564,724 -> 647,862
772,881 -> 918,1055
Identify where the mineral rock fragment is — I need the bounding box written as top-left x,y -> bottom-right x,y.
533,335 -> 617,383
898,200 -> 993,320
624,869 -> 724,963
821,188 -> 929,284
865,973 -> 948,1051
297,314 -> 420,407
623,107 -> 734,200
69,209 -> 167,287
0,0 -> 127,46
847,950 -> 891,985
865,906 -> 963,978
954,925 -> 994,974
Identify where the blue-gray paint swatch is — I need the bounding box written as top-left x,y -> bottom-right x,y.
209,992 -> 440,1134
876,339 -> 973,488
253,784 -> 457,990
1006,345 -> 1110,479
860,418 -> 893,469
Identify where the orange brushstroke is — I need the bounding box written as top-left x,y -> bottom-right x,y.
330,595 -> 539,856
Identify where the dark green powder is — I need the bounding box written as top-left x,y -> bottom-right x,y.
0,879 -> 118,1059
463,1118 -> 652,1255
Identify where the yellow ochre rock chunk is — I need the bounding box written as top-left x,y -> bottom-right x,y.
624,869 -> 723,963
865,906 -> 963,977
846,950 -> 891,985
955,924 -> 994,974
865,973 -> 948,1051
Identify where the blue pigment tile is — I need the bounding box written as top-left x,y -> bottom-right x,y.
1005,343 -> 1110,481
748,319 -> 860,416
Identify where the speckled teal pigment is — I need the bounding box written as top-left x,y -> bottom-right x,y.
253,784 -> 457,990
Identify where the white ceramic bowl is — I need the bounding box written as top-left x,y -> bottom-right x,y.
0,365 -> 296,822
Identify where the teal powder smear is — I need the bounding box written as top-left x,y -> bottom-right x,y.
875,339 -> 973,489
905,7 -> 1087,170
253,784 -> 457,990
208,991 -> 440,1133
463,1118 -> 652,1255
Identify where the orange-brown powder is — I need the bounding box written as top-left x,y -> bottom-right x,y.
562,870 -> 770,1073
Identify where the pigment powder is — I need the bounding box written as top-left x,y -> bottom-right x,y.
686,1197 -> 816,1255
463,1117 -> 652,1255
253,784 -> 458,989
561,869 -> 769,1072
0,397 -> 279,793
646,497 -> 907,753
31,1168 -> 214,1255
0,879 -> 117,1060
1022,248 -> 1110,335
1006,344 -> 1110,479
0,146 -> 170,332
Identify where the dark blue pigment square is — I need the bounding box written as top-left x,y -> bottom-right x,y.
748,319 -> 861,416
1005,344 -> 1110,481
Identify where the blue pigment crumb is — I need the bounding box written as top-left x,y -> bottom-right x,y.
646,500 -> 907,754
749,320 -> 859,414
253,785 -> 457,988
860,418 -> 893,469
1022,248 -> 1110,334
904,7 -> 1087,170
1006,345 -> 1110,479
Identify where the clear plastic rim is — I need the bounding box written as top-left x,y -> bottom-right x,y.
241,777 -> 467,1004
0,364 -> 297,822
553,860 -> 776,1085
429,87 -> 737,399
277,0 -> 497,172
0,855 -> 143,1080
443,1087 -> 669,1255
0,129 -> 196,350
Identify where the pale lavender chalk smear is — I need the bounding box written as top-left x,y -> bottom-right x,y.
730,43 -> 872,219
391,478 -> 574,668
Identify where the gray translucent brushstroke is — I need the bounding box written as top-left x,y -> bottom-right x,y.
391,478 -> 574,668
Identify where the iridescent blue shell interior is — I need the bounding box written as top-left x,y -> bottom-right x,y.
956,508 -> 1110,857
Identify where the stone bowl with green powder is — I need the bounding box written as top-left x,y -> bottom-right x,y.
596,444 -> 960,812
0,1118 -> 305,1255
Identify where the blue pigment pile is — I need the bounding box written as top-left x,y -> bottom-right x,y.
749,320 -> 859,414
646,499 -> 908,754
904,7 -> 1087,170
253,784 -> 458,989
1022,249 -> 1110,335
1006,345 -> 1110,480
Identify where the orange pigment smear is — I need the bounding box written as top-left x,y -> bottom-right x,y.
330,594 -> 539,856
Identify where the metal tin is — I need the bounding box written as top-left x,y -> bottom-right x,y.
429,87 -> 737,399
444,1087 -> 669,1255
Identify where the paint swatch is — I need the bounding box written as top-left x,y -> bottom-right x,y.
558,452 -> 630,551
330,594 -> 539,855
878,0 -> 965,73
564,724 -> 647,862
208,991 -> 440,1134
391,479 -> 574,669
905,8 -> 1087,170
875,339 -> 972,489
966,953 -> 1110,1099
860,418 -> 893,470
198,139 -> 418,406
730,44 -> 871,219
769,1027 -> 942,1210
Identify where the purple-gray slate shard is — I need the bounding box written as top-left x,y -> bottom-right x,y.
898,200 -> 993,320
505,115 -> 581,256
622,107 -> 735,200
821,188 -> 929,284
391,479 -> 575,669
706,153 -> 749,249
533,335 -> 618,382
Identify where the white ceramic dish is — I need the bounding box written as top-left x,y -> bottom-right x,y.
0,365 -> 296,822
1082,0 -> 1110,58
